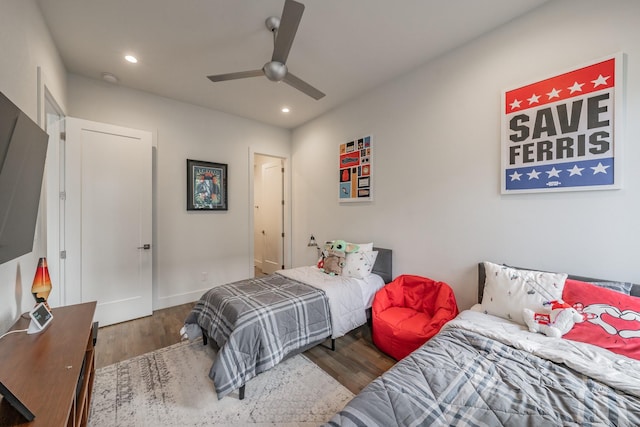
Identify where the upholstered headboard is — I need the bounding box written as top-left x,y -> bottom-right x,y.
372,248 -> 392,284
477,262 -> 640,303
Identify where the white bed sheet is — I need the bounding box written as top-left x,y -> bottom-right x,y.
449,307 -> 640,399
277,266 -> 385,339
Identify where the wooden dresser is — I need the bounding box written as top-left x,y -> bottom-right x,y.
0,302 -> 97,427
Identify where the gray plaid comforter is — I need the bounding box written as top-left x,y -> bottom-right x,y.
326,326 -> 640,426
184,273 -> 331,399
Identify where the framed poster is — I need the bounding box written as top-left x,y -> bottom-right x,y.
186,159 -> 228,210
339,135 -> 372,202
501,53 -> 623,194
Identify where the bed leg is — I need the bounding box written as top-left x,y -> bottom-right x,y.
319,338 -> 336,351
202,331 -> 208,345
239,385 -> 245,400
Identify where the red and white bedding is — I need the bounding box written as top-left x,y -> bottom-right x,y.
479,261 -> 640,361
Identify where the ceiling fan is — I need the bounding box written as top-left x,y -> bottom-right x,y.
207,0 -> 325,100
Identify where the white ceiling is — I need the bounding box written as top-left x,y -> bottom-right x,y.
36,0 -> 549,129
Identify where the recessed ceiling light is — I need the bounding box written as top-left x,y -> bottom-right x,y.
281,107 -> 290,113
124,55 -> 138,64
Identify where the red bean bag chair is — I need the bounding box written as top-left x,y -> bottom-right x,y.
372,274 -> 459,360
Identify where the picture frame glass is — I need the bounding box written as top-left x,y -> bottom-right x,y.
187,159 -> 228,211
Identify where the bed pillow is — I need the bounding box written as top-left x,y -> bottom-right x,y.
480,262 -> 566,326
562,279 -> 640,360
342,251 -> 378,279
344,242 -> 373,267
350,242 -> 373,252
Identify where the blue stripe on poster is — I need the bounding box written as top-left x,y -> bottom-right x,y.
505,157 -> 614,190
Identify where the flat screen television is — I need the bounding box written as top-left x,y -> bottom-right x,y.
0,91 -> 49,265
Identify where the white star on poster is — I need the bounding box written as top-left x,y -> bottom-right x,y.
546,88 -> 561,99
509,171 -> 522,181
546,167 -> 561,178
567,165 -> 584,176
591,162 -> 610,174
527,169 -> 541,180
568,81 -> 584,93
510,99 -> 522,110
592,74 -> 610,87
527,94 -> 540,105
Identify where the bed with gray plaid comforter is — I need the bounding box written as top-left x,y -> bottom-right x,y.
326,310 -> 640,427
184,273 -> 331,399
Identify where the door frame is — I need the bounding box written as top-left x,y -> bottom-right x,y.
248,149 -> 291,274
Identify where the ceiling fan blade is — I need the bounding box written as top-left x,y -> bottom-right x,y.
207,70 -> 263,82
271,0 -> 305,64
283,72 -> 325,100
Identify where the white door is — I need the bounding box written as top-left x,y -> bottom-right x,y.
261,160 -> 284,274
64,118 -> 152,326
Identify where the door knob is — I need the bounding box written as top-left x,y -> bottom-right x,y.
138,244 -> 151,250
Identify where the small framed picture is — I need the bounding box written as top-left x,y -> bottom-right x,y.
186,159 -> 228,211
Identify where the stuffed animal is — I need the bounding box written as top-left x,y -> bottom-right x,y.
523,300 -> 585,338
318,240 -> 359,275
322,249 -> 346,275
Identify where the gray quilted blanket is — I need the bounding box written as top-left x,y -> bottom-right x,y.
184,273 -> 331,399
326,324 -> 640,426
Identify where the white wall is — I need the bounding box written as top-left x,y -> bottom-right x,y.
291,0 -> 640,310
0,0 -> 67,332
67,75 -> 291,309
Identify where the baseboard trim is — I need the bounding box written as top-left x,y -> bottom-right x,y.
154,288 -> 209,310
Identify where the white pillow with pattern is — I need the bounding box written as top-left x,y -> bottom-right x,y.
342,251 -> 378,279
480,261 -> 567,325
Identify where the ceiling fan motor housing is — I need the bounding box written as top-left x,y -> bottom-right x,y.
265,16 -> 280,32
263,61 -> 287,82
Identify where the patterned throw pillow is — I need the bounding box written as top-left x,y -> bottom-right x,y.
342,251 -> 378,279
480,262 -> 567,325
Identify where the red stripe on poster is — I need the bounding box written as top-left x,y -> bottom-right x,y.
505,58 -> 615,114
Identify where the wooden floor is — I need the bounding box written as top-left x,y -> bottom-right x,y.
95,302 -> 396,395
95,302 -> 195,368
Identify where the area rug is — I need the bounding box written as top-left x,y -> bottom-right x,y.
88,340 -> 354,426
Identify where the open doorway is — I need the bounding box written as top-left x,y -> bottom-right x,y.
253,154 -> 284,277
